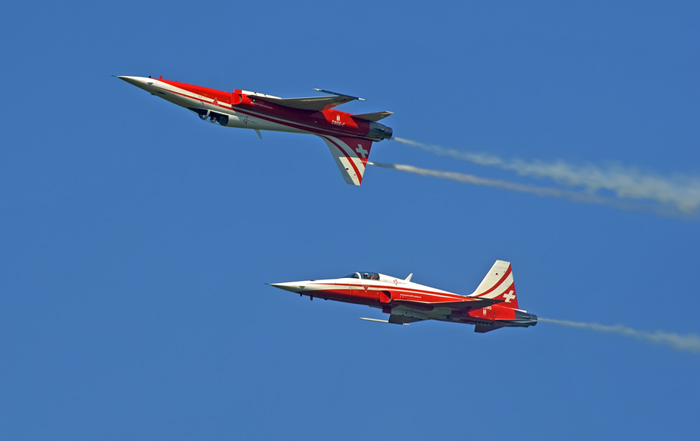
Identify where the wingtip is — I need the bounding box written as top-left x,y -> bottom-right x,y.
360,317 -> 389,323
360,317 -> 409,325
313,88 -> 363,100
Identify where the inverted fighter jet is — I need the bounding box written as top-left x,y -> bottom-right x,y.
270,260 -> 537,333
118,76 -> 393,185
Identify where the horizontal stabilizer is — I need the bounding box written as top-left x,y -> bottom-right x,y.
353,111 -> 394,122
474,324 -> 503,333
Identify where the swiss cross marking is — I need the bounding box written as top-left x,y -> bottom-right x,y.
503,290 -> 516,303
355,144 -> 368,158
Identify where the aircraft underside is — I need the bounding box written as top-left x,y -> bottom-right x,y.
120,75 -> 391,186
294,288 -> 537,332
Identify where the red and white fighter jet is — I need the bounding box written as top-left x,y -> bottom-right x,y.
270,260 -> 537,333
118,75 -> 393,185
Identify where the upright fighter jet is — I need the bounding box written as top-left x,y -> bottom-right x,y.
118,76 -> 393,185
270,260 -> 538,333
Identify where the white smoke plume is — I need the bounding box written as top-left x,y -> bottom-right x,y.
539,317 -> 700,354
393,137 -> 700,213
368,161 -> 688,217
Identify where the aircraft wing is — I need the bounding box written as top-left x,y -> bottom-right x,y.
319,136 -> 373,186
254,89 -> 363,111
394,297 -> 504,310
474,324 -> 505,333
389,315 -> 424,324
360,315 -> 425,325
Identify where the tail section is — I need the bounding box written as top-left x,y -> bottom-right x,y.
320,136 -> 373,186
470,260 -> 518,309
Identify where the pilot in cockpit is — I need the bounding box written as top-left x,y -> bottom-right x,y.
346,272 -> 379,280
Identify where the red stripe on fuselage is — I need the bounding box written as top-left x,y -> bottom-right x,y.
306,282 -> 463,300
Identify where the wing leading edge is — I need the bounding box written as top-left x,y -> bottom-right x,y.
254,89 -> 363,111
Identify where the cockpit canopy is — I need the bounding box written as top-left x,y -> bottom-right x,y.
344,272 -> 380,280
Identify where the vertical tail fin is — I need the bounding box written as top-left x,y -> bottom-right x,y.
319,136 -> 373,186
470,260 -> 518,309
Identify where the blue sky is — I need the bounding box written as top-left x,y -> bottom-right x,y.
2,1 -> 699,439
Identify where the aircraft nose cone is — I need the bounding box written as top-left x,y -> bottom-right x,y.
269,282 -> 306,293
118,75 -> 142,86
118,76 -> 155,92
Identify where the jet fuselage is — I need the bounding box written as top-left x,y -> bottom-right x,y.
271,263 -> 537,332
118,76 -> 392,185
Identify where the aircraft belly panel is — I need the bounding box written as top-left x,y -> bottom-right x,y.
222,112 -> 307,133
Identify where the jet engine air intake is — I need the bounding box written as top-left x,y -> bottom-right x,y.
210,113 -> 229,125
189,108 -> 229,125
189,108 -> 210,120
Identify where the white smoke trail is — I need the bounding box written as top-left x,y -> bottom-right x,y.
368,161 -> 688,217
393,137 -> 700,213
540,318 -> 700,354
